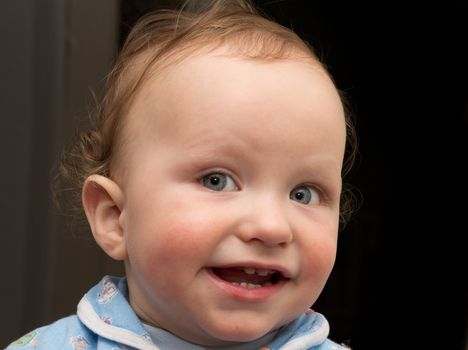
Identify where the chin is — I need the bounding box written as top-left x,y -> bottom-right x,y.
202,319 -> 277,345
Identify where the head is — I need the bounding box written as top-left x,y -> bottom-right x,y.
59,0 -> 357,346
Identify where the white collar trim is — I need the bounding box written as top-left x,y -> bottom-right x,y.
77,295 -> 161,350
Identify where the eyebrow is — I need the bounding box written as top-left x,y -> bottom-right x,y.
180,142 -> 246,172
181,130 -> 252,157
183,132 -> 342,174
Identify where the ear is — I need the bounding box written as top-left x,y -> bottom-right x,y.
82,174 -> 127,261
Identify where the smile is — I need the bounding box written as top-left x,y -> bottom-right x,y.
206,265 -> 290,301
211,267 -> 284,288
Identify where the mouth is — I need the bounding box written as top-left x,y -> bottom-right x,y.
209,266 -> 289,289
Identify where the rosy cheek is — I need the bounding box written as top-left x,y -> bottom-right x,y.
303,235 -> 337,279
140,212 -> 215,267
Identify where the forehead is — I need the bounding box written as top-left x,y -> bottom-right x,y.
140,54 -> 341,124
122,52 -> 346,169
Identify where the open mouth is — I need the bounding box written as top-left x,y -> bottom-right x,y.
210,267 -> 287,289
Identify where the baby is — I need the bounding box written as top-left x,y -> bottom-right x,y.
8,0 -> 356,349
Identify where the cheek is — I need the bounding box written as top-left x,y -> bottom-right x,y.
153,220 -> 212,264
301,231 -> 338,283
126,202 -> 221,276
294,236 -> 337,309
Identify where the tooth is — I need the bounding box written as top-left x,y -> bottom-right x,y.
240,282 -> 248,288
256,269 -> 271,276
231,282 -> 240,286
244,267 -> 255,275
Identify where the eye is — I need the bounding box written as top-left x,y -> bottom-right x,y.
290,185 -> 320,205
201,173 -> 237,192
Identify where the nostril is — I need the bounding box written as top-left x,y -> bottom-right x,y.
235,206 -> 293,247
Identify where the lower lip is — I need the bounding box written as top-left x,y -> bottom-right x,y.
206,268 -> 287,302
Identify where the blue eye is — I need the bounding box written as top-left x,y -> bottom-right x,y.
202,173 -> 237,192
290,186 -> 319,205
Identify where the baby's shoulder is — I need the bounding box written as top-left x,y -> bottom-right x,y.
6,315 -> 97,349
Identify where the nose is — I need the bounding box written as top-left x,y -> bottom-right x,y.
235,193 -> 293,247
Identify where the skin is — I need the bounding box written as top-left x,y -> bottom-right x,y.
83,51 -> 346,346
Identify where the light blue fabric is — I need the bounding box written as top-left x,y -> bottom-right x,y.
7,276 -> 349,350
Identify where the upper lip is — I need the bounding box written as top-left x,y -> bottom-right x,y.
209,262 -> 293,279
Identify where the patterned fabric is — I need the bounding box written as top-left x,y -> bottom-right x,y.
7,276 -> 349,350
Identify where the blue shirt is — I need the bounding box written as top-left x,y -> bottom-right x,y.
7,276 -> 349,350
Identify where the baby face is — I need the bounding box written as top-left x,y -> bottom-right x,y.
118,52 -> 346,346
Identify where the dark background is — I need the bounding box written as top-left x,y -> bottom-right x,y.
1,1 -> 467,349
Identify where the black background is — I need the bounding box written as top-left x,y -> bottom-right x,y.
120,1 -> 468,349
